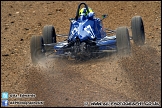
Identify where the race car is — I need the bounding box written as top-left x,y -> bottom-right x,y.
30,2 -> 145,64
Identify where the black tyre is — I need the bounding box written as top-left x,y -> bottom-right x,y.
30,36 -> 45,64
116,27 -> 131,55
43,25 -> 56,44
131,16 -> 145,45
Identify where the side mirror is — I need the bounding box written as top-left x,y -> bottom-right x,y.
101,14 -> 108,21
69,18 -> 75,22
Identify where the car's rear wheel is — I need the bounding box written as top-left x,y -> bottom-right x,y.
116,27 -> 131,56
43,25 -> 56,44
30,36 -> 45,64
131,16 -> 145,45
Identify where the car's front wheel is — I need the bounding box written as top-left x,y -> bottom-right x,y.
116,27 -> 131,56
30,36 -> 45,64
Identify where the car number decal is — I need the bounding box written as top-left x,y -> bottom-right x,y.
69,27 -> 78,39
84,25 -> 95,39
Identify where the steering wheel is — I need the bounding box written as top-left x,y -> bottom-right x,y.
75,3 -> 90,20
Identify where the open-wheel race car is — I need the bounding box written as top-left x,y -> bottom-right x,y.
30,2 -> 145,64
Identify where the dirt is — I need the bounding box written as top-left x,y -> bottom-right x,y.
1,1 -> 161,107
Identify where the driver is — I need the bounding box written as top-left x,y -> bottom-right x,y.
79,7 -> 93,16
78,7 -> 95,21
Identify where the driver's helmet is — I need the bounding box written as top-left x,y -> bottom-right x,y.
79,7 -> 93,16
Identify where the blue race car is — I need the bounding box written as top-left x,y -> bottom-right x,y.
30,2 -> 145,64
